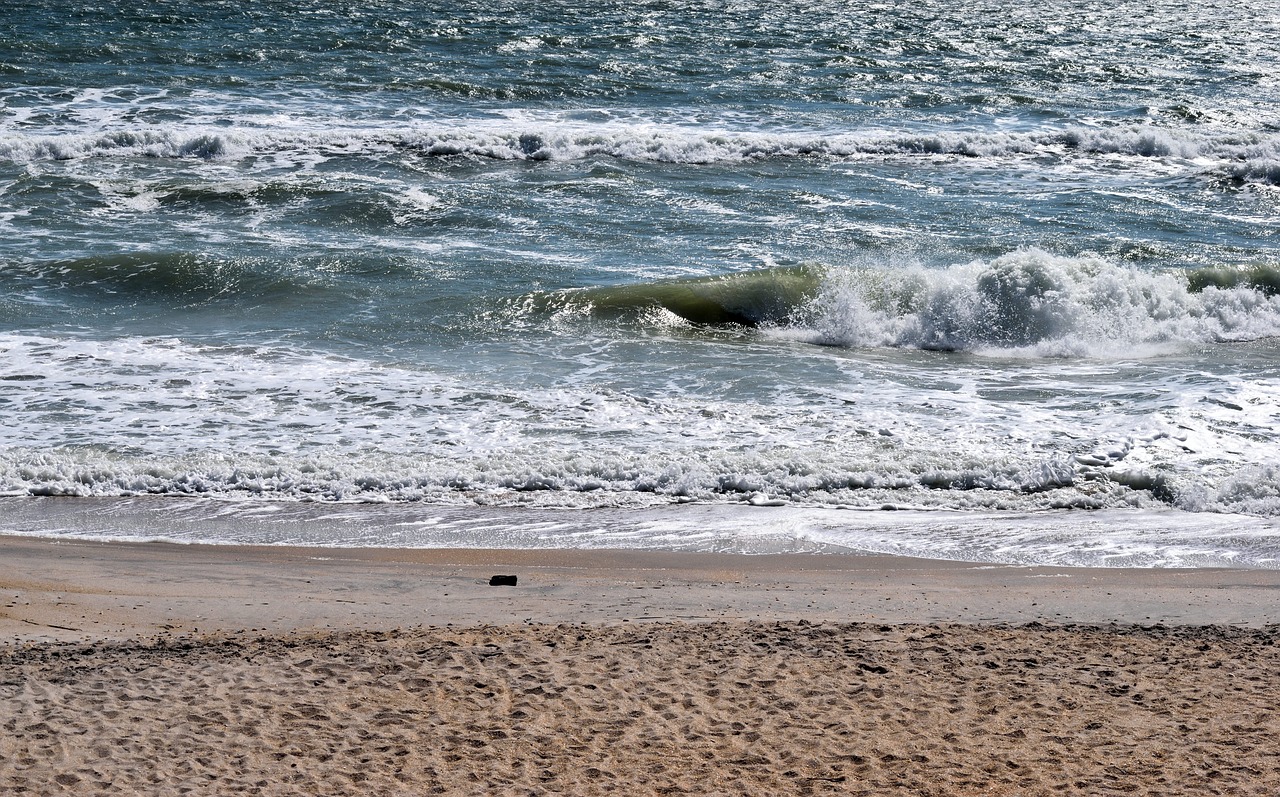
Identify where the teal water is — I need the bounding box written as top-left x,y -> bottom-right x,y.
2,0 -> 1280,563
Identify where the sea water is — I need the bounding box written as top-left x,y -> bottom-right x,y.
2,0 -> 1278,566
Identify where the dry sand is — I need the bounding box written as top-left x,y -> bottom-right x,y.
2,535 -> 1279,795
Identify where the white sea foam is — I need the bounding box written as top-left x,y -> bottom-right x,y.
3,122 -> 1278,183
0,313 -> 1277,516
783,249 -> 1280,356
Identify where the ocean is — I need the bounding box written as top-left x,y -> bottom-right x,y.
2,0 -> 1278,566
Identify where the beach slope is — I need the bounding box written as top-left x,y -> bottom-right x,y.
2,536 -> 1278,795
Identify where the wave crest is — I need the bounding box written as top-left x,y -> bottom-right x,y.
515,252 -> 1280,357
4,123 -> 1279,184
792,251 -> 1280,356
533,267 -> 822,327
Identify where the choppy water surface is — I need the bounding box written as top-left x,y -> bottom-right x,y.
2,0 -> 1279,563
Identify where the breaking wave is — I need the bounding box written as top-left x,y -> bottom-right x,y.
4,123 -> 1279,183
538,251 -> 1280,357
793,251 -> 1280,356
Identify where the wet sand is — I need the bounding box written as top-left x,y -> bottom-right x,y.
2,535 -> 1278,795
3,536 -> 1278,640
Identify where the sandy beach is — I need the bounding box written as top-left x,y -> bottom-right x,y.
3,535 -> 1278,795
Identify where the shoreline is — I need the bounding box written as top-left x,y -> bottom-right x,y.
3,534 -> 1278,644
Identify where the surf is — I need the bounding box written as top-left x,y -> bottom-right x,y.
6,123 -> 1279,185
786,252 -> 1280,355
528,253 -> 1280,358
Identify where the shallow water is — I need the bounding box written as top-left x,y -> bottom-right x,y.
3,497 -> 1277,569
